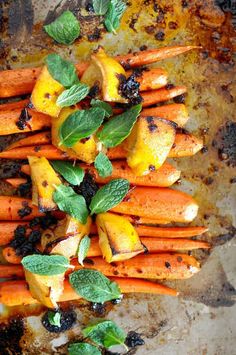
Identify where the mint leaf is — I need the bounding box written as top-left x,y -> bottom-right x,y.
45,53 -> 78,88
96,104 -> 142,148
53,184 -> 88,224
69,269 -> 121,302
94,152 -> 113,178
104,0 -> 127,33
44,10 -> 80,45
59,107 -> 105,147
91,99 -> 113,118
51,161 -> 84,186
83,320 -> 126,348
48,311 -> 61,327
112,0 -> 127,19
68,342 -> 101,355
57,83 -> 89,107
89,178 -> 129,214
78,236 -> 91,266
21,254 -> 70,276
92,0 -> 110,15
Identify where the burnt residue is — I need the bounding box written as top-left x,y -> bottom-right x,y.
16,107 -> 32,130
17,180 -> 32,198
42,309 -> 77,333
0,159 -> 24,178
211,226 -> 236,247
17,201 -> 32,218
87,28 -> 102,42
90,302 -> 107,315
213,121 -> 236,166
8,0 -> 34,39
118,74 -> 143,105
174,93 -> 186,103
125,331 -> 145,348
75,172 -> 99,207
0,317 -> 24,355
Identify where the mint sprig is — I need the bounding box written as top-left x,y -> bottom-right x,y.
57,83 -> 89,107
21,254 -> 71,275
94,152 -> 113,178
51,161 -> 84,186
45,53 -> 78,88
78,236 -> 91,266
68,343 -> 101,355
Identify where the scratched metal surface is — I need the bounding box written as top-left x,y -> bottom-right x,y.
0,0 -> 236,354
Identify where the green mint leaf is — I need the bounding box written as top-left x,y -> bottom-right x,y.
90,99 -> 113,118
57,83 -> 89,107
53,184 -> 88,224
104,3 -> 119,33
78,236 -> 91,266
44,10 -> 80,45
94,152 -> 113,178
21,254 -> 70,276
69,269 -> 121,303
112,0 -> 127,19
96,104 -> 142,148
89,178 -> 129,214
45,53 -> 78,88
83,320 -> 126,348
92,0 -> 110,15
68,342 -> 101,355
59,107 -> 105,147
51,161 -> 84,186
48,311 -> 61,327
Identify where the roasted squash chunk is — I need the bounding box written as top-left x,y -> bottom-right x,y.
81,47 -> 127,103
51,106 -> 98,163
126,117 -> 176,176
31,66 -> 64,117
41,215 -> 92,259
96,212 -> 144,263
28,156 -> 61,212
24,269 -> 65,308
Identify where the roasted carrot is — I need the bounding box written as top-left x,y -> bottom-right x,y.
141,103 -> 189,127
0,278 -> 177,306
168,133 -> 203,157
0,99 -> 29,110
5,178 -> 27,188
117,45 -> 201,67
112,187 -> 198,223
0,108 -> 51,135
2,247 -> 23,264
7,131 -> 51,150
0,145 -> 67,160
0,196 -> 44,220
71,253 -> 200,279
0,222 -> 28,246
129,68 -> 168,91
0,264 -> 24,279
141,86 -> 187,107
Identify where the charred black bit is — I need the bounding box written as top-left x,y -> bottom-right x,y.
176,127 -> 189,135
201,146 -> 209,154
0,159 -> 23,178
90,302 -> 107,315
118,73 -> 142,105
42,309 -> 76,333
145,25 -> 155,34
142,242 -> 149,254
125,331 -> 145,348
140,45 -> 148,51
86,2 -> 95,12
29,213 -> 57,230
75,172 -> 99,207
34,145 -> 41,152
165,261 -> 171,269
165,83 -> 175,90
0,317 -> 24,355
155,30 -> 165,41
17,180 -> 32,198
146,116 -> 154,123
149,165 -> 156,171
111,295 -> 123,304
16,107 -> 31,130
213,121 -> 236,166
87,28 -> 102,42
13,229 -> 42,257
204,176 -> 214,185
83,257 -> 95,265
181,0 -> 188,7
88,84 -> 100,98
173,93 -> 186,103
148,123 -> 158,132
26,102 -> 34,109
168,21 -> 178,29
10,225 -> 27,249
104,351 -> 120,355
17,202 -> 32,218
230,177 -> 236,183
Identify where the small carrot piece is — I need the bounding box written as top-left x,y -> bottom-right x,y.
0,222 -> 28,246
71,253 -> 200,279
0,145 -> 66,160
128,68 -> 168,91
2,247 -> 22,264
5,178 -> 27,188
117,45 -> 201,67
0,264 -> 24,279
0,278 -> 177,306
0,108 -> 51,135
141,86 -> 187,107
0,196 -> 44,220
141,103 -> 189,127
111,187 -> 198,223
0,99 -> 29,110
168,133 -> 203,157
7,131 -> 51,150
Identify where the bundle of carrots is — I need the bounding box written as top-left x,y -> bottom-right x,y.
0,45 -> 209,307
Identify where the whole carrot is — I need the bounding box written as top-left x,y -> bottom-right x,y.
141,86 -> 187,107
168,133 -> 203,157
70,253 -> 200,280
0,196 -> 44,220
132,68 -> 168,91
7,131 -> 51,150
141,103 -> 189,127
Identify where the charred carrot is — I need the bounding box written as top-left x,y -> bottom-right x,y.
141,86 -> 187,107
0,278 -> 177,306
0,99 -> 29,110
0,264 -> 24,279
0,145 -> 66,160
141,103 -> 189,127
71,253 -> 200,279
117,45 -> 201,67
168,133 -> 203,157
129,68 -> 168,91
7,131 -> 51,150
0,222 -> 28,246
5,178 -> 27,188
2,247 -> 23,264
0,196 -> 44,220
0,108 -> 51,135
111,187 -> 198,223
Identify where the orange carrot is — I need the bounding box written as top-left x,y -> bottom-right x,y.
0,278 -> 177,306
0,145 -> 66,160
5,178 -> 27,188
141,86 -> 187,107
71,253 -> 200,279
0,108 -> 51,135
117,45 -> 201,67
2,247 -> 23,264
130,68 -> 168,91
0,196 -> 44,220
141,103 -> 189,127
111,187 -> 198,223
7,131 -> 51,150
0,99 -> 29,110
0,222 -> 28,246
0,264 -> 24,279
168,133 -> 203,157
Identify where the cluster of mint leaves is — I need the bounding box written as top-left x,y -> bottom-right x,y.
44,1 -> 127,45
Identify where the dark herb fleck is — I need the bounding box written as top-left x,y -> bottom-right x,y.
165,261 -> 171,269
149,165 -> 156,171
125,331 -> 145,348
88,84 -> 100,98
155,30 -> 165,41
165,83 -> 175,90
90,302 -> 107,315
118,74 -> 142,105
174,93 -> 186,103
18,181 -> 32,198
16,108 -> 31,130
17,203 -> 32,218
